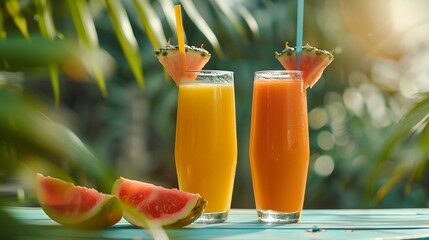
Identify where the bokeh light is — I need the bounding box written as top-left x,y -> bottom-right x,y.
314,155 -> 335,177
309,107 -> 328,130
317,131 -> 335,151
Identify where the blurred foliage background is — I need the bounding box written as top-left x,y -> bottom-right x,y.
1,0 -> 429,225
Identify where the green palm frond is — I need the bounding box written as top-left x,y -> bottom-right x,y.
235,2 -> 260,41
34,0 -> 60,106
0,91 -> 118,191
210,0 -> 249,44
134,0 -> 167,49
367,93 -> 429,203
34,0 -> 55,40
418,119 -> 429,152
105,0 -> 144,88
0,0 -> 261,93
413,119 -> 429,180
0,38 -> 76,68
373,165 -> 407,204
376,93 -> 429,166
5,0 -> 29,40
181,0 -> 224,57
0,9 -> 7,39
157,0 -> 176,36
67,0 -> 107,97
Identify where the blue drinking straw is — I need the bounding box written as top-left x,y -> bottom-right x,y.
296,0 -> 304,70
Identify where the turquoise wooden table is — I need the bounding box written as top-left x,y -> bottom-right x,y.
7,207 -> 429,239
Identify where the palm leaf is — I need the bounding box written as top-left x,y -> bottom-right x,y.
34,0 -> 60,106
366,93 -> 429,201
373,165 -> 407,204
5,0 -> 30,40
34,0 -> 55,40
47,64 -> 60,106
407,117 -> 429,183
418,118 -> 429,151
157,0 -> 176,36
67,0 -> 107,97
0,10 -> 6,39
105,0 -> 144,88
0,38 -> 75,68
405,156 -> 429,194
133,0 -> 167,50
210,0 -> 249,44
376,93 -> 429,165
180,0 -> 224,58
121,205 -> 168,240
0,91 -> 117,191
235,2 -> 260,41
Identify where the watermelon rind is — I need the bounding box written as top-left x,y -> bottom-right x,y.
112,177 -> 208,228
36,174 -> 123,229
166,197 -> 207,228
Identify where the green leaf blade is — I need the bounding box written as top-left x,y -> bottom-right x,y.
67,0 -> 99,48
157,0 -> 176,36
0,92 -> 118,190
373,166 -> 406,204
236,2 -> 260,41
34,0 -> 56,40
48,63 -> 60,107
0,38 -> 75,68
210,0 -> 249,44
418,118 -> 429,151
181,0 -> 224,58
105,0 -> 144,88
133,0 -> 167,49
0,11 -> 6,39
67,0 -> 107,97
5,0 -> 30,40
366,93 -> 429,201
34,0 -> 60,106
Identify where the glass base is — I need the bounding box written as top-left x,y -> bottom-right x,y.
257,209 -> 301,223
194,211 -> 229,223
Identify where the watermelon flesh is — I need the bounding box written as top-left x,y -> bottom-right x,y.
112,177 -> 207,228
36,174 -> 122,229
276,43 -> 334,88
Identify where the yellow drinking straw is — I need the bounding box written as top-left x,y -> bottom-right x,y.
174,5 -> 186,79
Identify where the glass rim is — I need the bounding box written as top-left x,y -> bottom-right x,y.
184,70 -> 233,75
180,70 -> 234,85
254,70 -> 303,80
255,70 -> 303,74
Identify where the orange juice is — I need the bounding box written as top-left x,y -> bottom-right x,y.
249,71 -> 309,221
175,71 -> 237,219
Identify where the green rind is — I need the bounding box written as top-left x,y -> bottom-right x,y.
41,195 -> 123,229
165,196 -> 208,228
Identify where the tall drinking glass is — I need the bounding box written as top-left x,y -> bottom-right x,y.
175,70 -> 237,223
249,70 -> 309,223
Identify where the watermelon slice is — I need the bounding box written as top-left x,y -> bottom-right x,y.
112,177 -> 207,228
275,43 -> 334,88
36,173 -> 122,229
155,44 -> 211,85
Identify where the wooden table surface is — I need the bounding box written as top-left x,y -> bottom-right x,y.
7,207 -> 429,239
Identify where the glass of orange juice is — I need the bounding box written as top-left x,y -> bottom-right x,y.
249,70 -> 309,223
175,70 -> 237,223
